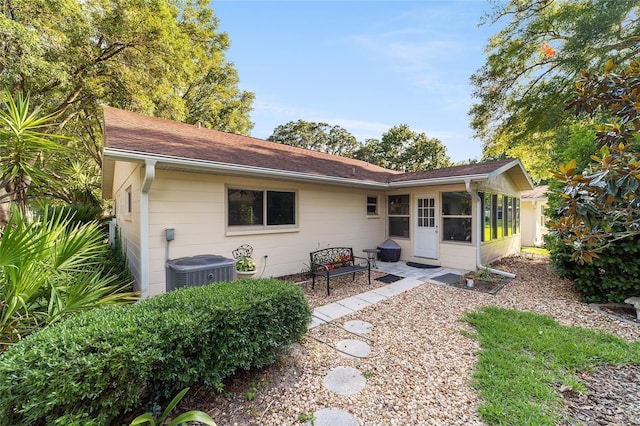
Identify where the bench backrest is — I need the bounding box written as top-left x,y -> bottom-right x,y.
310,247 -> 355,271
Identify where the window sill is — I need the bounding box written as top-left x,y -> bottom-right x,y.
367,215 -> 380,219
442,240 -> 473,245
226,227 -> 300,237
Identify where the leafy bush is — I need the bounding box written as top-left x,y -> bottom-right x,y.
0,278 -> 311,425
0,207 -> 138,347
548,231 -> 640,302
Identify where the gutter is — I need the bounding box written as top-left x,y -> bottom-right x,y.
139,159 -> 156,297
104,148 -> 504,190
104,148 -> 390,190
465,179 -> 516,279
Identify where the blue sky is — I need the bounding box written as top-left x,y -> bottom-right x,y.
213,1 -> 502,163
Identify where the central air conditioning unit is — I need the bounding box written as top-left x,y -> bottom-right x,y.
166,254 -> 236,292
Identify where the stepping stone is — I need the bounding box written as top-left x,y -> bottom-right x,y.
336,339 -> 371,358
309,407 -> 358,426
322,366 -> 366,395
343,320 -> 372,334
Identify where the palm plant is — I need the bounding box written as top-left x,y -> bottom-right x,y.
0,89 -> 67,225
0,206 -> 139,348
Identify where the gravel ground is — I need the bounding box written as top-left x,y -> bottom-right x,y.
183,256 -> 640,425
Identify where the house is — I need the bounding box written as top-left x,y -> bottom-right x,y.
520,185 -> 549,247
101,107 -> 534,296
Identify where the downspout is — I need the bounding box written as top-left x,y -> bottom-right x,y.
140,159 -> 156,297
465,179 -> 516,279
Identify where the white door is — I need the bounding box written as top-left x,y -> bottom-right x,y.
414,194 -> 438,259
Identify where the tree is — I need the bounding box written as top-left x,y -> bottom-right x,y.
470,0 -> 640,180
267,120 -> 359,156
0,91 -> 67,224
353,124 -> 452,171
549,59 -> 640,262
1,0 -> 254,173
545,59 -> 640,302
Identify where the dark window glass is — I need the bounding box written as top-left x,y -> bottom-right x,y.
442,192 -> 471,215
389,217 -> 410,238
443,218 -> 472,242
267,191 -> 295,225
388,195 -> 410,238
228,189 -> 264,226
388,195 -> 410,215
367,196 -> 378,215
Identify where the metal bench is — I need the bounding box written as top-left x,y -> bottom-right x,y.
310,247 -> 370,295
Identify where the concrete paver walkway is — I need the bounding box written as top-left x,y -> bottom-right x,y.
309,261 -> 463,329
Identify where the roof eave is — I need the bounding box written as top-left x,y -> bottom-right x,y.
487,159 -> 534,190
387,173 -> 490,187
103,148 -> 390,190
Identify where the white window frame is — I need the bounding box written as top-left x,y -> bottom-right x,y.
226,186 -> 298,234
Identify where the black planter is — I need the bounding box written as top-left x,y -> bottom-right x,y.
377,239 -> 401,262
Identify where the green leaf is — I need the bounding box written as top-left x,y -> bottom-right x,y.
169,411 -> 217,426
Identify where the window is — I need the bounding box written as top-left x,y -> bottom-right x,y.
539,203 -> 545,228
506,196 -> 513,236
483,192 -> 521,241
515,198 -> 521,233
388,194 -> 409,238
481,192 -> 491,242
126,186 -> 132,214
228,188 -> 296,227
367,196 -> 378,215
496,195 -> 504,238
442,192 -> 472,243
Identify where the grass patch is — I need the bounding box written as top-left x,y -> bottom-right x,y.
463,306 -> 640,425
521,247 -> 550,256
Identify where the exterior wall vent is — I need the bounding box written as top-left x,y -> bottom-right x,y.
166,254 -> 236,292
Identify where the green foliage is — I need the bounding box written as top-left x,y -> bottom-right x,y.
2,0 -> 254,200
236,257 -> 256,272
463,306 -> 640,425
268,120 -> 359,156
130,388 -> 217,426
0,278 -> 312,425
547,231 -> 640,302
352,124 -> 452,171
547,59 -> 640,300
0,207 -> 138,348
548,60 -> 640,267
470,0 -> 639,180
0,89 -> 68,223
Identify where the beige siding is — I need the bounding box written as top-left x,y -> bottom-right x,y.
111,161 -> 143,291
479,173 -> 522,263
439,243 -> 477,271
146,169 -> 386,296
480,237 -> 520,264
384,184 -> 478,269
521,200 -> 548,247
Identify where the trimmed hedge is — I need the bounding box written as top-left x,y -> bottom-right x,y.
547,232 -> 640,302
0,278 -> 312,425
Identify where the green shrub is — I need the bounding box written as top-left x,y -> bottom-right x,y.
0,278 -> 311,425
547,232 -> 640,302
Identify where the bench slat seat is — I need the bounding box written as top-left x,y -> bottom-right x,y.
310,247 -> 371,295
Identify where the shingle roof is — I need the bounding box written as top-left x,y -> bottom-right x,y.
387,159 -> 519,182
521,185 -> 549,200
102,107 -> 533,193
102,106 -> 398,184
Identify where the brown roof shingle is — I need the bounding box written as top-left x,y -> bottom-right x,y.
103,106 -> 398,184
102,107 -> 532,190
